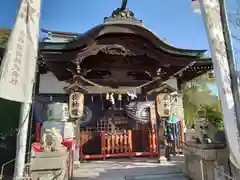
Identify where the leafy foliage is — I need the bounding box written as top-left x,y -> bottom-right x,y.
182,73 -> 223,129
182,83 -> 198,127
201,103 -> 224,131
0,28 -> 11,47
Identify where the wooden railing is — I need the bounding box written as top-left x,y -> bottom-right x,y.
103,130 -> 132,155
79,129 -> 158,160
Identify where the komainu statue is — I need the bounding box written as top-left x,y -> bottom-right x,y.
195,109 -> 222,144
40,128 -> 63,152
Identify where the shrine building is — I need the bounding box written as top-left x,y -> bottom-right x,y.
0,5 -> 213,160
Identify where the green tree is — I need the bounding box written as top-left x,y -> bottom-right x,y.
201,102 -> 223,131
0,28 -> 11,47
182,73 -> 220,128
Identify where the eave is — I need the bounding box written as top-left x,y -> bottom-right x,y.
39,23 -> 208,59
41,28 -> 81,37
142,58 -> 213,94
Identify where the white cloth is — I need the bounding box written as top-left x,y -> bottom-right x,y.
0,0 -> 41,103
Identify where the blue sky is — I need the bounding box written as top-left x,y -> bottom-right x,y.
0,0 -> 210,50
0,0 -> 239,95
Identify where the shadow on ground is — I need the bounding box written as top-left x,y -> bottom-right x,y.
73,157 -> 185,180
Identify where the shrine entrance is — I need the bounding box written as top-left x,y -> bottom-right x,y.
36,1 -> 213,160
79,107 -> 157,160
34,94 -> 158,160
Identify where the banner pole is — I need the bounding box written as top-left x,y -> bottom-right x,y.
13,103 -> 31,179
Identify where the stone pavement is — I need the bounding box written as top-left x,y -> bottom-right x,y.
73,157 -> 187,180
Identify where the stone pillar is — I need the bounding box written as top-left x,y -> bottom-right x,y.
155,92 -> 168,163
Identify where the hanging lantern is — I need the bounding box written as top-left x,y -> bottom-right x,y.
69,91 -> 84,119
156,93 -> 170,117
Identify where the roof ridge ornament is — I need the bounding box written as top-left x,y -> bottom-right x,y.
120,0 -> 127,11
104,0 -> 143,24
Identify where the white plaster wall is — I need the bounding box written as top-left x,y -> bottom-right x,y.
39,72 -> 178,94
39,72 -> 68,94
44,36 -> 71,43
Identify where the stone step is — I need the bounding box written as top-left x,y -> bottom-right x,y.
170,155 -> 185,162
125,172 -> 187,180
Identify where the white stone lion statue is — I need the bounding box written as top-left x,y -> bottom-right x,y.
40,127 -> 63,152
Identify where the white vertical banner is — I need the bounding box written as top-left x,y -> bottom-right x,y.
199,0 -> 240,169
0,0 -> 41,103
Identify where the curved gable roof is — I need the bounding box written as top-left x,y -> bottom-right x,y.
40,23 -> 209,59
40,4 -> 210,59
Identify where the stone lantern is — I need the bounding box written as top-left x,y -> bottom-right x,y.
64,64 -> 87,167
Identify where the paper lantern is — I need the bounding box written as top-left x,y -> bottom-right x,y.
69,92 -> 84,119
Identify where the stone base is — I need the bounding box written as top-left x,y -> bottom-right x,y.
30,147 -> 69,180
229,161 -> 240,180
184,143 -> 231,180
158,156 -> 168,164
74,160 -> 81,168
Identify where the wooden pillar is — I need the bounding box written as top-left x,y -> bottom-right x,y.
34,68 -> 40,95
180,119 -> 185,149
128,130 -> 132,157
33,65 -> 40,142
150,105 -> 157,154
101,132 -> 106,159
35,122 -> 41,142
79,132 -> 83,161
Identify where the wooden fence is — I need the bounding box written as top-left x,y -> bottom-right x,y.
79,130 -> 158,160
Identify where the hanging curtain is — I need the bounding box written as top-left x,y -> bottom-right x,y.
79,95 -> 108,127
